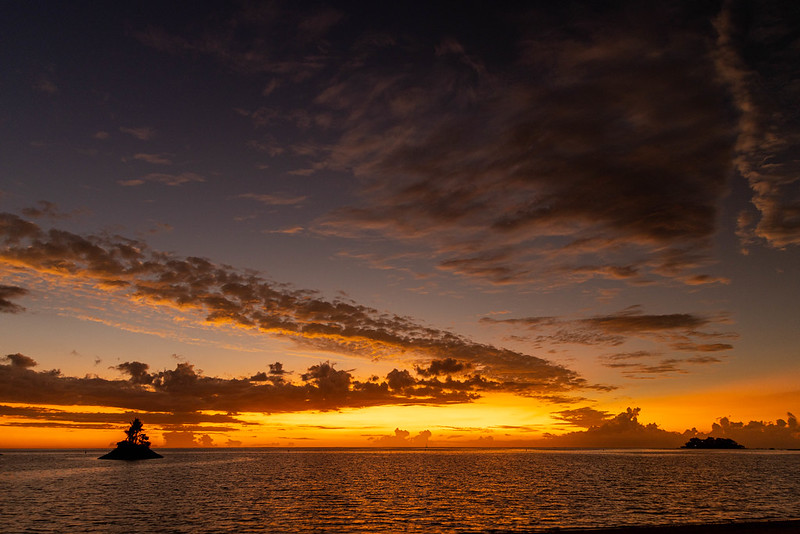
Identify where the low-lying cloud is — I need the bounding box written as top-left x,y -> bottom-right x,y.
371,427 -> 432,447
541,407 -> 800,449
0,213 -> 593,394
366,408 -> 800,449
0,354 -> 583,416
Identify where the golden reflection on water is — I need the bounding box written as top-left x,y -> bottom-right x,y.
2,449 -> 799,533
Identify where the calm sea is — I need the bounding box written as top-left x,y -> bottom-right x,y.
1,448 -> 799,533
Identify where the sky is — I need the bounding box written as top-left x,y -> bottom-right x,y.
1,0 -> 799,449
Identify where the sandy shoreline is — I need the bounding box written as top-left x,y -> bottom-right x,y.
556,520 -> 800,533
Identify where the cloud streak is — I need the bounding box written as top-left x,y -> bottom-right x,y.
132,153 -> 173,165
0,213 -> 594,396
0,285 -> 28,313
713,2 -> 800,249
119,126 -> 156,141
481,306 -> 735,377
118,172 -> 206,187
238,193 -> 307,206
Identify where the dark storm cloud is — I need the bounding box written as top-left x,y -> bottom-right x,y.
0,285 -> 28,313
0,213 -> 593,393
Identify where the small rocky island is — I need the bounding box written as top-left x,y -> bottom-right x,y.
681,437 -> 745,449
99,418 -> 163,460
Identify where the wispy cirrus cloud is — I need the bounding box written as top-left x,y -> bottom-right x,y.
0,213 -> 596,396
131,153 -> 173,165
263,226 -> 305,235
237,192 -> 307,206
482,306 -> 735,346
119,126 -> 156,141
482,306 -> 735,378
132,2 -> 799,288
713,3 -> 800,250
598,350 -> 723,379
21,200 -> 86,221
33,74 -> 58,95
136,2 -> 341,80
308,3 -> 738,288
118,172 -> 205,187
137,2 -> 750,288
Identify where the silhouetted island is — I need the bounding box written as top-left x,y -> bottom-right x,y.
681,437 -> 745,449
99,418 -> 163,460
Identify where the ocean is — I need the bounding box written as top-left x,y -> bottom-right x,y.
2,448 -> 799,533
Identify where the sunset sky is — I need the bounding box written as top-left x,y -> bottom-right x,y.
1,1 -> 799,449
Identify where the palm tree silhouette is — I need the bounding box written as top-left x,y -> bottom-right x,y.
99,417 -> 162,459
122,418 -> 151,447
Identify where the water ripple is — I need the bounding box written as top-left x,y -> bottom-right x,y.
1,449 -> 799,532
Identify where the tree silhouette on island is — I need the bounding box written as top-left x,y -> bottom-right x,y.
99,418 -> 163,460
681,437 -> 745,449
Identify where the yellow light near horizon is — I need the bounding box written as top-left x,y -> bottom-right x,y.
236,393 -> 557,446
626,387 -> 800,433
8,383 -> 795,449
0,425 -> 124,449
0,395 -> 553,449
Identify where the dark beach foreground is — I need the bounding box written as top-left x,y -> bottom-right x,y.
559,520 -> 800,533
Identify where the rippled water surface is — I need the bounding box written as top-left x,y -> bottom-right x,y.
2,449 -> 799,532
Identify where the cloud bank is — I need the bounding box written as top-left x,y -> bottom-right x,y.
378,408 -> 800,449
0,353 -> 576,415
0,213 -> 594,395
540,407 -> 800,449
